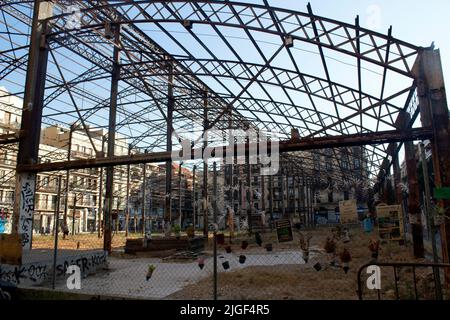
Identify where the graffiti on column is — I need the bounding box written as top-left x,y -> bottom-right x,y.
18,173 -> 35,249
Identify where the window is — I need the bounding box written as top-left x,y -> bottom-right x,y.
4,111 -> 11,124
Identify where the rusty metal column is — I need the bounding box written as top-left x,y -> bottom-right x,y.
392,143 -> 403,204
213,162 -> 218,227
141,154 -> 147,236
125,145 -> 131,237
413,49 -> 450,274
165,63 -> 174,225
405,131 -> 425,258
203,90 -> 209,237
12,1 -> 50,249
178,162 -> 182,226
261,173 -> 266,213
192,165 -> 196,229
63,124 -> 73,240
246,158 -> 252,233
103,24 -> 121,253
97,135 -> 106,238
280,172 -> 285,219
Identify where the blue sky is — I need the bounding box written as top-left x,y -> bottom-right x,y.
269,0 -> 450,93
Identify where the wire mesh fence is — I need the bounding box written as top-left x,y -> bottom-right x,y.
3,214 -> 450,300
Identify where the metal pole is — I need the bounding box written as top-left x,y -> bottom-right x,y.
203,90 -> 209,237
125,145 -> 131,237
193,165 -> 196,230
63,125 -> 73,240
165,63 -> 174,225
269,174 -> 274,224
98,135 -> 105,238
246,158 -> 252,233
405,133 -> 425,258
103,24 -> 121,253
178,162 -> 182,227
419,142 -> 443,299
142,156 -> 147,236
72,195 -> 76,235
280,173 -> 285,219
52,175 -> 62,290
213,162 -> 218,301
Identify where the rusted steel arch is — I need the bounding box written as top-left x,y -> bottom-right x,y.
45,0 -> 422,78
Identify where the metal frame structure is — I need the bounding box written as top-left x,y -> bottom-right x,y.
0,1 -> 449,271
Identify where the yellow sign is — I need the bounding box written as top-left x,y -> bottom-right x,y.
339,200 -> 357,224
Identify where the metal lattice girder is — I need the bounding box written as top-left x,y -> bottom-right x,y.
0,0 -> 429,183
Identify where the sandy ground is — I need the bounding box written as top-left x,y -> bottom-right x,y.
34,227 -> 450,300
51,249 -> 320,299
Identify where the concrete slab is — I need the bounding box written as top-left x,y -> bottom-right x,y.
0,249 -> 107,287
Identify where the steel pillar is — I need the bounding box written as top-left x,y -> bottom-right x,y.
178,162 -> 182,226
165,63 -> 174,224
203,90 -> 209,237
125,145 -> 131,237
142,154 -> 147,235
103,24 -> 121,253
12,0 -> 50,249
413,49 -> 450,277
63,124 -> 73,240
97,135 -> 106,238
404,116 -> 425,257
192,165 -> 196,229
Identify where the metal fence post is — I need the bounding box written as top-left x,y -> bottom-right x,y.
52,175 -> 62,290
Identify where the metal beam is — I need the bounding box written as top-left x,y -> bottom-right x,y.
18,128 -> 433,173
103,23 -> 121,253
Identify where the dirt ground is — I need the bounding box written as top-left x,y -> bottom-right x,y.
32,232 -> 142,250
30,227 -> 450,300
168,227 -> 448,300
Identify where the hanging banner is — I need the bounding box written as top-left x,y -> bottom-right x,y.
339,200 -> 357,224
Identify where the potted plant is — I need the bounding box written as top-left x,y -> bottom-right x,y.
186,225 -> 195,238
255,232 -> 262,247
173,224 -> 181,239
241,240 -> 249,250
265,243 -> 273,252
222,261 -> 230,270
324,237 -> 336,254
340,248 -> 352,274
239,255 -> 246,264
225,246 -> 232,254
146,265 -> 156,280
198,257 -> 205,270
